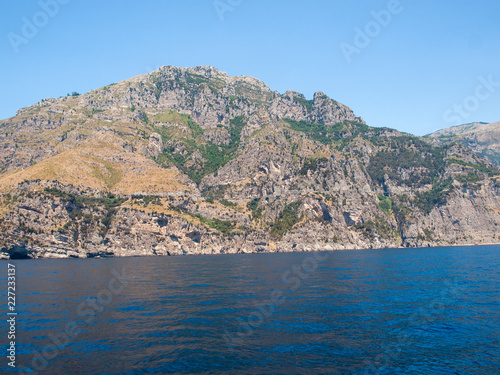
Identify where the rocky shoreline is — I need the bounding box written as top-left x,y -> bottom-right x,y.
1,66 -> 500,259
1,180 -> 498,260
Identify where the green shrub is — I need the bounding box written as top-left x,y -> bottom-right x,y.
354,220 -> 375,239
44,188 -> 126,236
293,97 -> 314,111
185,73 -> 209,85
132,195 -> 161,206
270,201 -> 302,238
220,199 -> 236,207
247,198 -> 263,219
448,158 -> 498,176
209,218 -> 235,234
413,178 -> 454,214
284,118 -> 369,146
228,116 -> 246,145
139,110 -> 149,124
152,114 -> 247,185
83,108 -> 105,118
284,119 -> 342,145
299,157 -> 328,175
367,136 -> 446,188
377,194 -> 392,216
454,173 -> 481,185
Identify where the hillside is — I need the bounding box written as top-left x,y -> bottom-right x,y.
1,66 -> 499,259
427,121 -> 500,166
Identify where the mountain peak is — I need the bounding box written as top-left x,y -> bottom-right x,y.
156,64 -> 223,78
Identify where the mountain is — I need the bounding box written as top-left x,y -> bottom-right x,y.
426,121 -> 500,166
1,65 -> 499,259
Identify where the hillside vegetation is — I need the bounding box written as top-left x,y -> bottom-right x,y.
0,65 -> 499,259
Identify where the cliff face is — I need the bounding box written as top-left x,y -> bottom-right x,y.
1,66 -> 499,259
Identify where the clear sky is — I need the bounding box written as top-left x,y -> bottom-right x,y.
1,0 -> 499,135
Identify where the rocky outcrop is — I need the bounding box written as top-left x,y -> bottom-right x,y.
147,133 -> 164,158
1,176 -> 498,260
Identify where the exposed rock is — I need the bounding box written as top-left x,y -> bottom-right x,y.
203,128 -> 231,145
147,133 -> 164,158
0,65 -> 499,259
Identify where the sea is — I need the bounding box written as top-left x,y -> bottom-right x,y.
2,245 -> 499,374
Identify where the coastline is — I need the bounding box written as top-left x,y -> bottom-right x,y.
2,240 -> 499,260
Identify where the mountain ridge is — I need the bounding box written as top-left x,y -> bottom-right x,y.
1,65 -> 499,259
426,121 -> 500,166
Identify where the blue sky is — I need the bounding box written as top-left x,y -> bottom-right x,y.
1,0 -> 499,135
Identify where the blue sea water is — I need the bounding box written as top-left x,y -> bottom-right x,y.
2,245 -> 499,374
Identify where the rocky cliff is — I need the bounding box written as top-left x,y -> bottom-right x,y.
1,66 -> 499,259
